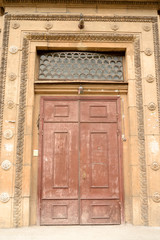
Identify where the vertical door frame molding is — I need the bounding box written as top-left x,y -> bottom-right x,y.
0,14 -> 159,227
20,32 -> 146,227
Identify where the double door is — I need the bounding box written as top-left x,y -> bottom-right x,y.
39,97 -> 122,225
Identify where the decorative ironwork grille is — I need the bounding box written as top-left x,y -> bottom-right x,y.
39,52 -> 124,81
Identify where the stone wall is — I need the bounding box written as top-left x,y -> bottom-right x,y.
0,4 -> 160,227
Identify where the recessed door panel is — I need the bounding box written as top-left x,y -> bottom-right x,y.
80,200 -> 120,224
90,131 -> 109,188
41,200 -> 79,225
43,100 -> 78,122
80,101 -> 117,122
80,123 -> 119,200
42,122 -> 79,199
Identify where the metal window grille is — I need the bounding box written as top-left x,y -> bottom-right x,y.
39,52 -> 124,81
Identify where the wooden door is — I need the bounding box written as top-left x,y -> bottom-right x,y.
39,97 -> 122,225
80,100 -> 121,224
40,100 -> 79,225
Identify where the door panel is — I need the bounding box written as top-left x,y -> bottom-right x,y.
42,122 -> 79,199
80,101 -> 117,122
43,100 -> 78,122
41,200 -> 79,225
80,123 -> 119,200
80,200 -> 120,224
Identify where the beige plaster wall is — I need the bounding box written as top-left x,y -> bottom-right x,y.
0,6 -> 160,228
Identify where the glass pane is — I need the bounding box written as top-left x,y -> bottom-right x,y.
39,52 -> 124,81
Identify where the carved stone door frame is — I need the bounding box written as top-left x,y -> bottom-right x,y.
1,14 -> 156,226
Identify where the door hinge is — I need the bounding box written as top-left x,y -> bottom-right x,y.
117,129 -> 120,135
116,113 -> 119,120
37,114 -> 40,129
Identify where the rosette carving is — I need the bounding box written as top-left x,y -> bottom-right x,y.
8,72 -> 17,81
44,22 -> 53,30
147,102 -> 156,111
9,46 -> 18,54
12,22 -> 20,29
152,192 -> 160,203
142,24 -> 151,32
151,162 -> 160,171
0,193 -> 10,203
7,100 -> 15,109
146,74 -> 154,83
3,129 -> 13,139
110,23 -> 119,31
144,48 -> 153,56
1,160 -> 12,171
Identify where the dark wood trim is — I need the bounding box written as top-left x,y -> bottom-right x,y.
37,97 -> 44,225
34,83 -> 128,95
35,81 -> 127,84
117,97 -> 124,223
40,96 -> 121,100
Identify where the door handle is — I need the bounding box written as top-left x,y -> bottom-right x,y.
82,171 -> 86,180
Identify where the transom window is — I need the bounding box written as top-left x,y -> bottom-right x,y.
38,51 -> 124,81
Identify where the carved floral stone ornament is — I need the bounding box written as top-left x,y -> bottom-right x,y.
146,74 -> 155,83
8,72 -> 17,81
151,162 -> 160,171
0,192 -> 10,203
144,48 -> 153,56
142,24 -> 151,32
110,23 -> 119,31
3,129 -> 13,140
7,100 -> 15,109
12,22 -> 20,29
9,46 -> 18,54
44,22 -> 53,30
1,160 -> 12,171
152,192 -> 160,203
147,102 -> 156,111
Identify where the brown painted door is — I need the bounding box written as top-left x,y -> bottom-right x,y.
40,97 -> 122,225
80,101 -> 121,224
40,100 -> 79,225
